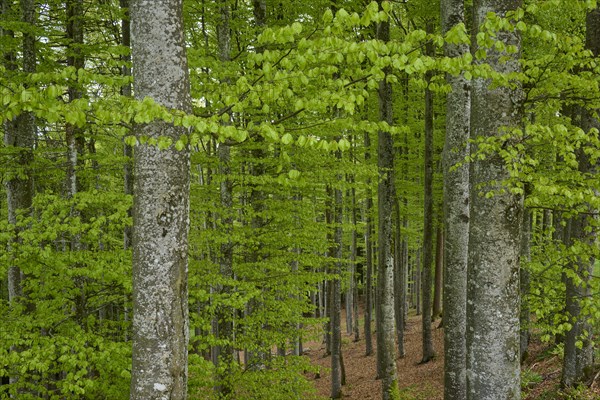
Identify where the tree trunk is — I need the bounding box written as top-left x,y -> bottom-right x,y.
214,1 -> 235,395
467,1 -> 523,398
440,0 -> 471,383
394,195 -> 405,357
351,184 -> 360,342
120,0 -> 133,342
364,132 -> 374,357
415,249 -> 421,316
65,0 -> 84,201
330,183 -> 344,399
520,209 -> 531,363
562,8 -> 599,385
4,0 -> 36,391
432,225 -> 443,319
121,0 -> 133,251
5,0 -> 35,306
345,186 -> 354,336
376,2 -> 399,397
421,19 -> 435,363
129,0 -> 192,398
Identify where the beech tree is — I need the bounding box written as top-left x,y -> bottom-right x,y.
1,1 -> 599,399
441,0 -> 470,398
375,1 -> 399,398
561,4 -> 599,387
129,0 -> 192,398
467,0 -> 523,398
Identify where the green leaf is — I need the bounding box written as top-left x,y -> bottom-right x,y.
288,169 -> 300,179
124,135 -> 137,146
281,133 -> 294,145
338,138 -> 351,151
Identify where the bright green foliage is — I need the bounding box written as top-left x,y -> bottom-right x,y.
2,0 -> 600,397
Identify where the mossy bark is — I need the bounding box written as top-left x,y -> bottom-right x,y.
130,1 -> 192,398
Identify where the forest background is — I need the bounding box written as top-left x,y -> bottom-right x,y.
1,0 -> 600,399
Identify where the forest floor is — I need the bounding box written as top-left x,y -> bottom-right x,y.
305,313 -> 600,399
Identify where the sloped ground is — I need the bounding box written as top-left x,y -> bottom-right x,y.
306,314 -> 600,399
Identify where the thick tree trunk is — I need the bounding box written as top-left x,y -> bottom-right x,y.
467,1 -> 523,398
421,19 -> 435,363
440,0 -> 471,388
129,0 -> 192,398
376,3 -> 398,397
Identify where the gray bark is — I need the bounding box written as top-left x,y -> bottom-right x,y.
214,0 -> 235,395
121,0 -> 134,251
345,188 -> 354,335
244,0 -> 268,370
5,0 -> 35,391
394,195 -> 405,357
561,8 -> 599,385
5,0 -> 35,306
467,1 -> 523,398
330,184 -> 343,399
129,1 -> 192,398
520,209 -> 531,363
421,19 -> 435,364
65,0 -> 84,200
441,0 -> 470,397
433,225 -> 443,319
415,248 -> 421,315
376,2 -> 398,397
364,132 -> 374,357
121,0 -> 133,341
351,186 -> 360,342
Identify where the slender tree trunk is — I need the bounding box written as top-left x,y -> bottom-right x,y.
364,133 -> 374,357
330,183 -> 344,399
351,186 -> 360,342
394,195 -> 405,357
65,0 -> 84,200
5,0 -> 35,306
420,19 -> 435,364
65,0 -> 86,330
415,248 -> 421,316
467,1 -> 523,398
345,187 -> 354,335
244,0 -> 268,370
120,0 -> 133,342
5,0 -> 36,391
376,2 -> 398,397
520,209 -> 531,363
432,225 -> 443,319
562,9 -> 599,384
121,0 -> 133,251
129,0 -> 192,398
214,1 -> 235,395
441,0 -> 470,393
